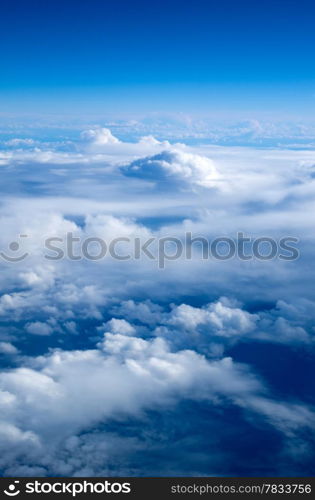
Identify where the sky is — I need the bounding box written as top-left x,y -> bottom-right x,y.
0,0 -> 315,479
1,0 -> 315,116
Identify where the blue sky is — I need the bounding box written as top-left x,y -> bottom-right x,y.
1,0 -> 315,115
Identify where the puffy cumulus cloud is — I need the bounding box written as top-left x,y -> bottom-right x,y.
256,316 -> 310,344
111,298 -> 259,356
0,211 -> 79,262
0,148 -> 91,166
111,298 -> 314,353
0,342 -> 18,355
0,194 -> 313,350
101,318 -> 136,336
84,213 -> 152,241
121,149 -> 220,188
0,330 -> 313,475
169,298 -> 258,336
25,321 -> 54,336
80,126 -> 174,156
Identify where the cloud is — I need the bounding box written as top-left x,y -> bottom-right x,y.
112,297 -> 314,351
0,126 -> 315,476
81,128 -> 121,145
0,328 -> 313,475
5,138 -> 36,147
169,298 -> 258,336
0,342 -> 18,355
121,149 -> 220,188
25,321 -> 54,336
79,127 -> 175,158
110,299 -> 165,326
103,318 -> 136,336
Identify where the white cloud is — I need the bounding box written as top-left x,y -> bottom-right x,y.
25,321 -> 54,336
103,318 -> 136,336
111,299 -> 165,326
81,127 -> 121,145
110,298 -> 314,352
0,330 -> 313,475
5,138 -> 35,147
1,126 -> 315,476
169,298 -> 258,336
121,149 -> 220,188
0,342 -> 19,355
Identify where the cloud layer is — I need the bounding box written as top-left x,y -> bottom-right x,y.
0,127 -> 314,476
